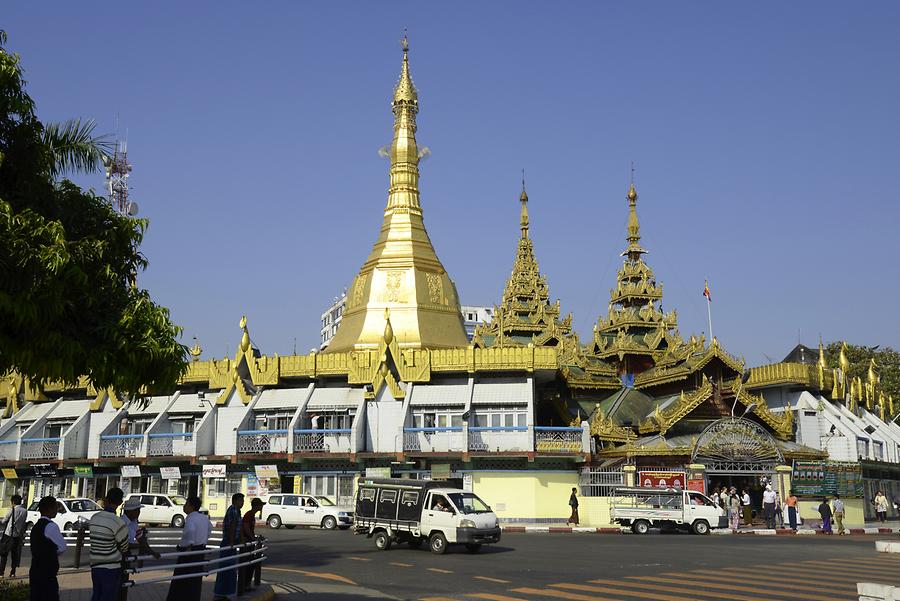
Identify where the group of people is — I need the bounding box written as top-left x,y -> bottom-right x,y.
710,485 -> 761,531
8,488 -> 264,601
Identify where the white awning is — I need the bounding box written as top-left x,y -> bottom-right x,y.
47,399 -> 92,420
306,387 -> 364,409
167,393 -> 207,414
409,384 -> 469,407
14,402 -> 55,423
471,381 -> 530,406
254,388 -> 309,410
125,395 -> 171,416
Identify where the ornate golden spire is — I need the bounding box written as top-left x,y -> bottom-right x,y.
623,182 -> 646,258
325,39 -> 468,353
519,171 -> 529,239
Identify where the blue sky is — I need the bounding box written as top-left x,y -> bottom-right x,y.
6,2 -> 900,365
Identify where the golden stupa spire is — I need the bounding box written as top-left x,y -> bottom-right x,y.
520,169 -> 529,239
623,166 -> 647,258
325,37 -> 468,353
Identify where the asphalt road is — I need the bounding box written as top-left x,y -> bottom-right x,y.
256,528 -> 900,600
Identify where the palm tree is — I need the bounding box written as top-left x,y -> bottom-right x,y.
41,118 -> 114,176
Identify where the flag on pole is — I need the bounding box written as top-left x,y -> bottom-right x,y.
703,280 -> 712,302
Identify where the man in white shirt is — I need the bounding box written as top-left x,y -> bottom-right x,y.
741,489 -> 753,527
762,484 -> 777,529
29,496 -> 67,601
0,494 -> 27,577
121,497 -> 161,559
166,496 -> 211,601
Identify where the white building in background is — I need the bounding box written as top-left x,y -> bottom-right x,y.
320,295 -> 492,349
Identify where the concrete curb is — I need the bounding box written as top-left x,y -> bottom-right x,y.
498,525 -> 900,536
876,540 -> 900,554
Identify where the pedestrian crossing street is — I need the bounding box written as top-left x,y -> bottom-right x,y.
421,554 -> 900,601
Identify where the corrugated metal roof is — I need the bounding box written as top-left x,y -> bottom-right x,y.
14,402 -> 54,423
126,396 -> 171,415
255,387 -> 310,410
471,381 -> 529,405
409,384 -> 469,407
307,387 -> 364,408
47,399 -> 92,420
167,393 -> 206,413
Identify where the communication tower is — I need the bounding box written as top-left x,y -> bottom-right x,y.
103,139 -> 137,216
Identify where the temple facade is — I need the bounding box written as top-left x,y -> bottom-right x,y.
1,43 -> 898,525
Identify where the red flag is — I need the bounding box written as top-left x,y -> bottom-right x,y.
703,281 -> 712,302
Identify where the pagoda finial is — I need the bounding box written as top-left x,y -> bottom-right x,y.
622,179 -> 645,258
393,30 -> 417,104
385,33 -> 421,213
520,169 -> 529,239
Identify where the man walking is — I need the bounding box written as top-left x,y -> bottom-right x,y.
29,496 -> 67,601
0,494 -> 27,577
818,497 -> 833,534
832,493 -> 845,535
762,485 -> 777,529
166,497 -> 212,601
89,488 -> 130,601
240,498 -> 265,593
786,490 -> 799,531
566,487 -> 579,526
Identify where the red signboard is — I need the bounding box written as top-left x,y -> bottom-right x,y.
638,471 -> 685,489
687,478 -> 706,494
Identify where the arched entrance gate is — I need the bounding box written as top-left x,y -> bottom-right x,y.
692,417 -> 783,478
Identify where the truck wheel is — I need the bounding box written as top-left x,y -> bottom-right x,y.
374,530 -> 392,551
465,543 -> 482,553
632,520 -> 650,535
171,515 -> 185,528
322,516 -> 337,530
692,520 -> 710,535
267,515 -> 282,529
429,532 -> 448,554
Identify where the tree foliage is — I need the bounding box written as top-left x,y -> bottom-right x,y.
826,341 -> 899,419
0,31 -> 187,395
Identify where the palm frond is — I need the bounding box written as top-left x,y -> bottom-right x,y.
42,118 -> 115,176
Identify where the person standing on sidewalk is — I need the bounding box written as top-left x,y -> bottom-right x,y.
240,498 -> 265,593
832,493 -> 845,535
89,487 -> 130,601
728,488 -> 741,532
566,488 -> 579,526
0,494 -> 27,577
874,490 -> 889,523
818,497 -> 833,534
762,485 -> 777,529
214,493 -> 244,600
786,490 -> 799,531
166,497 -> 212,601
29,496 -> 66,601
741,488 -> 752,527
121,497 -> 161,560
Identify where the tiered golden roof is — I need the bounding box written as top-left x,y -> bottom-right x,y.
325,40 -> 469,353
473,185 -> 576,349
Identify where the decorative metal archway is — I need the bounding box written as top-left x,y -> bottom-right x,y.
691,417 -> 783,474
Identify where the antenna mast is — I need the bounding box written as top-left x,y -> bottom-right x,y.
104,136 -> 135,216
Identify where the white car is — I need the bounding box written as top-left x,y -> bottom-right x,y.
26,498 -> 101,532
123,493 -> 188,527
262,494 -> 353,530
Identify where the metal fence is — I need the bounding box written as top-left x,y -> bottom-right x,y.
580,468 -> 625,497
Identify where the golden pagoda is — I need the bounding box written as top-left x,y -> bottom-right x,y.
325,39 -> 468,353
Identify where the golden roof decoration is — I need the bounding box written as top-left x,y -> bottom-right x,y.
393,33 -> 418,104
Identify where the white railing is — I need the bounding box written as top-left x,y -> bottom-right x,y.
21,437 -> 61,460
148,432 -> 194,457
293,429 -> 352,453
237,430 -> 289,454
467,427 -> 531,452
403,428 -> 465,452
99,434 -> 145,457
580,468 -> 625,497
534,426 -> 584,453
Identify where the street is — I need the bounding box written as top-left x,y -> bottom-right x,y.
255,528 -> 900,600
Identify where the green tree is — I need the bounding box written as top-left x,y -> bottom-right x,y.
825,341 -> 899,420
0,31 -> 187,395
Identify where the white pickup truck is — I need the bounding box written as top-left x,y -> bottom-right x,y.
610,487 -> 726,535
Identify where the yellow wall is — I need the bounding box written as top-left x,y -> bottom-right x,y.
796,498 -> 866,527
471,471 -> 579,521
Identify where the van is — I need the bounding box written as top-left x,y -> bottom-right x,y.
354,478 -> 501,554
609,486 -> 726,535
262,494 -> 354,530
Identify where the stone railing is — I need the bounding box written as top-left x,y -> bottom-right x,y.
293,429 -> 352,453
237,429 -> 289,454
467,427 -> 531,452
99,434 -> 145,458
21,437 -> 61,460
403,427 -> 465,452
534,426 -> 584,453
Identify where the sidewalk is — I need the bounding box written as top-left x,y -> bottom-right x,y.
498,521 -> 900,535
4,570 -> 274,601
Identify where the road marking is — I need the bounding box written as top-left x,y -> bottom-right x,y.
554,582 -> 703,601
347,556 -> 372,561
686,570 -> 856,592
428,568 -> 454,574
722,565 -> 878,583
588,578 -> 757,601
473,576 -> 512,584
390,562 -> 414,567
630,575 -> 852,601
800,559 -> 900,574
420,597 -> 459,601
511,586 -> 623,601
840,557 -> 900,567
265,566 -> 357,585
467,594 -> 531,601
768,563 -> 900,580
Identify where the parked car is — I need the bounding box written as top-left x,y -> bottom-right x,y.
353,478 -> 501,554
123,493 -> 188,527
25,498 -> 101,532
262,494 -> 354,530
